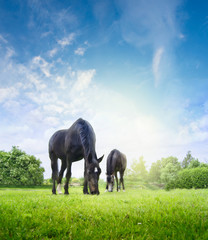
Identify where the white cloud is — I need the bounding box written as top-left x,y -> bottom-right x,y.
19,138 -> 47,155
27,73 -> 47,90
57,33 -> 75,47
31,56 -> 51,77
48,48 -> 58,57
177,115 -> 208,144
72,69 -> 96,92
55,76 -> 65,89
118,0 -> 181,48
74,47 -> 86,56
0,34 -> 8,43
0,87 -> 19,103
152,47 -> 164,86
5,47 -> 15,59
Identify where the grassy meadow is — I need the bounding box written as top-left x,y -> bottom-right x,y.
0,185 -> 208,240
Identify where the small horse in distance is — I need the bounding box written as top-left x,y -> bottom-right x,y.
49,118 -> 104,195
106,149 -> 127,192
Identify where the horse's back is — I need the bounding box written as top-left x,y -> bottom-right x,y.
114,150 -> 126,170
49,118 -> 95,160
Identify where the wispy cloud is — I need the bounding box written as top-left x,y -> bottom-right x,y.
117,0 -> 182,86
57,33 -> 76,47
0,87 -> 19,103
118,0 -> 181,48
48,48 -> 58,57
152,47 -> 164,86
0,34 -> 8,44
72,69 -> 96,92
74,47 -> 86,56
31,56 -> 51,77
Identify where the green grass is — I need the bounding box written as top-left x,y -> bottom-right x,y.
0,186 -> 208,239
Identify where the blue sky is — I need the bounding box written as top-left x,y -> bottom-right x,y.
0,0 -> 208,179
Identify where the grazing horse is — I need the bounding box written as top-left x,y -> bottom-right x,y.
106,149 -> 127,192
49,118 -> 104,195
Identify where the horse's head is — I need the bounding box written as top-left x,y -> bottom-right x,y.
87,155 -> 104,195
106,174 -> 114,192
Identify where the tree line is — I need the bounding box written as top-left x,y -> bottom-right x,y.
0,147 -> 207,189
126,151 -> 208,190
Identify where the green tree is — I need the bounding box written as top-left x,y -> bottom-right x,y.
0,146 -> 45,186
148,160 -> 162,183
181,151 -> 193,168
188,159 -> 200,169
129,156 -> 148,181
160,156 -> 181,189
200,162 -> 208,168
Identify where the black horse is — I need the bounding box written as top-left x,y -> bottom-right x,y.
49,118 -> 104,195
106,149 -> 127,192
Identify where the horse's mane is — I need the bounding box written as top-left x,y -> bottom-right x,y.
77,119 -> 94,158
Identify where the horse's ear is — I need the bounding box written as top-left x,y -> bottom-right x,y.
98,155 -> 104,163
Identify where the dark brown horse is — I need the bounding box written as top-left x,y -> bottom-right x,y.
49,118 -> 103,195
106,149 -> 127,192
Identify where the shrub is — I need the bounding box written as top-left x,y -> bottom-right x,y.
0,146 -> 45,186
176,167 -> 208,189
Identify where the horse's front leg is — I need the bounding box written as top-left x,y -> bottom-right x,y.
64,157 -> 72,195
83,161 -> 89,194
120,171 -> 125,191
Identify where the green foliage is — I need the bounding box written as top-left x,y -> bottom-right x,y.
128,156 -> 148,181
0,146 -> 44,186
181,151 -> 193,168
43,178 -> 53,185
0,188 -> 208,239
200,162 -> 208,168
176,167 -> 208,189
188,158 -> 200,168
181,151 -> 201,170
148,160 -> 162,183
159,156 -> 181,189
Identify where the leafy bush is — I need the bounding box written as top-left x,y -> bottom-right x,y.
0,146 -> 45,186
175,167 -> 208,189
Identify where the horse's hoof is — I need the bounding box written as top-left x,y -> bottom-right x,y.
123,190 -> 126,192
64,192 -> 69,195
105,189 -> 108,192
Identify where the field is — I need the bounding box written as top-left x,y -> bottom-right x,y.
0,185 -> 208,240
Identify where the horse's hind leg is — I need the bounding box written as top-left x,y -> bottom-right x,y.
64,156 -> 72,195
50,153 -> 58,194
120,171 -> 125,191
57,159 -> 67,194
